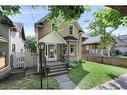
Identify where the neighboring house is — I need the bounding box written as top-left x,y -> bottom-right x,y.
114,34 -> 127,53
82,36 -> 113,56
10,22 -> 26,54
35,15 -> 83,62
0,13 -> 26,78
0,13 -> 14,78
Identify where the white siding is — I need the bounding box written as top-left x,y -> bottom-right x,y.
10,31 -> 25,53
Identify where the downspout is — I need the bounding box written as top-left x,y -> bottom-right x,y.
67,41 -> 69,62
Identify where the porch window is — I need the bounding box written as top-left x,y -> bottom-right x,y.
48,45 -> 55,58
12,44 -> 16,53
0,50 -> 6,69
70,44 -> 75,55
69,24 -> 74,35
63,45 -> 67,54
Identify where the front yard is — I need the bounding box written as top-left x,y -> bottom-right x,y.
69,61 -> 127,89
0,75 -> 59,89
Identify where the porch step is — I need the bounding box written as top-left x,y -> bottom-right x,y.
50,68 -> 68,73
49,64 -> 67,69
48,63 -> 69,76
48,70 -> 69,76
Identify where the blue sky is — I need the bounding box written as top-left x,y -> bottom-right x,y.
9,6 -> 127,37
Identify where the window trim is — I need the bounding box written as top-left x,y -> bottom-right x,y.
68,24 -> 74,35
69,44 -> 75,55
12,44 -> 16,53
63,44 -> 67,55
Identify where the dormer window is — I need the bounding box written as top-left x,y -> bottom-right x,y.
69,24 -> 74,35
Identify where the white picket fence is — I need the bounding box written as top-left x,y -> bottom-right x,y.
12,52 -> 37,68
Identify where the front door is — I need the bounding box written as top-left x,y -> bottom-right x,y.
46,44 -> 57,61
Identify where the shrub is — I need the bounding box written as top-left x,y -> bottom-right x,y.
123,51 -> 127,56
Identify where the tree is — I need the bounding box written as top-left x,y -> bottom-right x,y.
88,8 -> 117,50
26,36 -> 36,53
0,5 -> 90,21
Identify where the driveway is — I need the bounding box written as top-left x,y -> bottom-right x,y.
92,73 -> 127,90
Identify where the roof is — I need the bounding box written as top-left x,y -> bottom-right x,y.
39,32 -> 67,44
13,22 -> 23,32
115,34 -> 127,47
35,14 -> 83,31
63,36 -> 78,40
0,11 -> 14,27
0,35 -> 8,42
13,22 -> 26,40
82,36 -> 101,45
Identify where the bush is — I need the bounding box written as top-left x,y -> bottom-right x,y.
114,50 -> 122,55
123,51 -> 127,56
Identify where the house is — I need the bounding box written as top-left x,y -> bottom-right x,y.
114,34 -> 127,53
0,13 -> 26,78
82,36 -> 113,56
35,15 -> 83,63
0,13 -> 14,78
10,22 -> 26,54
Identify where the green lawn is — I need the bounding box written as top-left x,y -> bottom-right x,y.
0,75 -> 59,89
69,61 -> 127,89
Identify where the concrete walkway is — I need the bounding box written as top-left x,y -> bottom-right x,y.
92,73 -> 127,90
55,74 -> 80,89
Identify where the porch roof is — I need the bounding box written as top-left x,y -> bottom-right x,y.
63,36 -> 78,40
0,36 -> 8,42
39,32 -> 67,44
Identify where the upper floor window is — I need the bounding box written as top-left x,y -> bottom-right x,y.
69,24 -> 74,35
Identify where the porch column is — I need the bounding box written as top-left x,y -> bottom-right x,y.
107,46 -> 111,57
101,49 -> 103,56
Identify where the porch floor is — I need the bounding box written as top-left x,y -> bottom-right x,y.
47,61 -> 64,66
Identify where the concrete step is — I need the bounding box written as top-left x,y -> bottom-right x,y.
48,70 -> 69,76
49,64 -> 67,70
50,68 -> 68,73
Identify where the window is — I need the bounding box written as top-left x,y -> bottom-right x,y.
63,45 -> 67,55
69,24 -> 74,35
0,50 -> 6,69
45,45 -> 47,56
12,44 -> 16,53
70,44 -> 75,55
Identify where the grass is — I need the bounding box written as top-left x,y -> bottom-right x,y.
69,61 -> 127,89
0,75 -> 59,89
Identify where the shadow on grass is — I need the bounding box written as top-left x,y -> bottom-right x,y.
69,63 -> 89,86
106,73 -> 119,79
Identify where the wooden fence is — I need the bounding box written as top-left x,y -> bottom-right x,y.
12,53 -> 37,68
82,54 -> 127,68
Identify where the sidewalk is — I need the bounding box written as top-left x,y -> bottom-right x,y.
55,74 -> 80,89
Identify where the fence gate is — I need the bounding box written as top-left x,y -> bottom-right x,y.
12,52 -> 37,68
